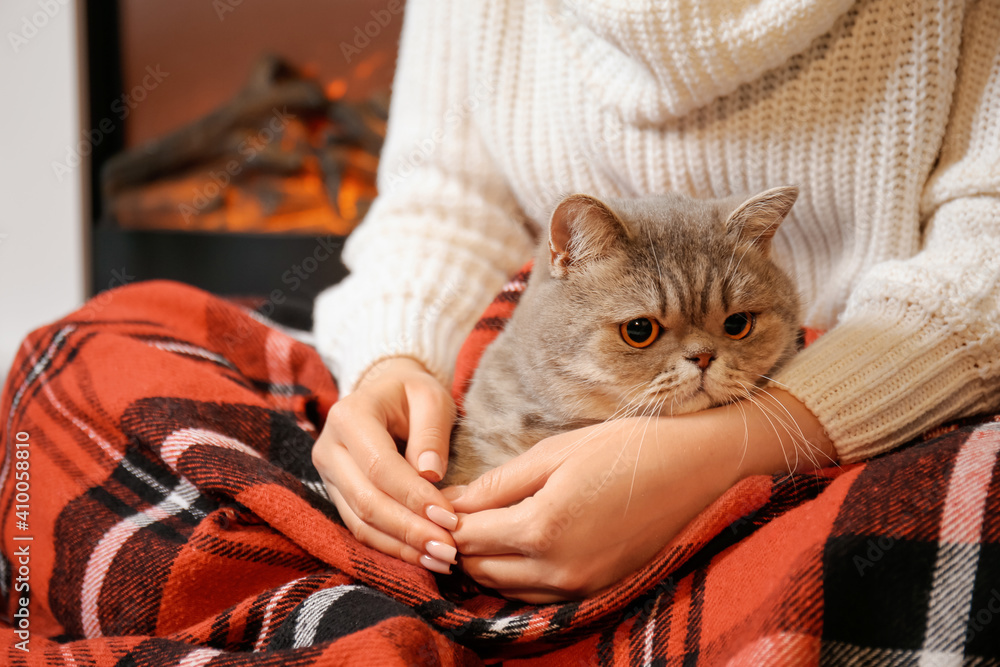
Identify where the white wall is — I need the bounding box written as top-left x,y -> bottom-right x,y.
0,0 -> 86,382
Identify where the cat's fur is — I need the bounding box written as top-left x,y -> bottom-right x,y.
442,187 -> 802,486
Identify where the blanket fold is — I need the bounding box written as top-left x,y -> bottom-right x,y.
2,280 -> 998,665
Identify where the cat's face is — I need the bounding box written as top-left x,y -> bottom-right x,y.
522,188 -> 801,420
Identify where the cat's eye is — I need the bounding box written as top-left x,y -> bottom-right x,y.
723,312 -> 755,340
620,318 -> 660,348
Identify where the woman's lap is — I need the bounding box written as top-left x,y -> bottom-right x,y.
2,280 -> 998,665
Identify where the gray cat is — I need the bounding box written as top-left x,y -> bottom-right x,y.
443,187 -> 802,485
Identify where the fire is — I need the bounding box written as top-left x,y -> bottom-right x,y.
338,168 -> 377,223
326,78 -> 348,100
353,52 -> 388,82
104,56 -> 387,237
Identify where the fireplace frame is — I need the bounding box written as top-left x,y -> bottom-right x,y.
85,2 -> 349,311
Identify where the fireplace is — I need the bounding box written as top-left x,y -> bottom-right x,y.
86,1 -> 403,323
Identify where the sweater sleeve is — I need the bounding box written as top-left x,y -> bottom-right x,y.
772,1 -> 1000,463
313,0 -> 535,394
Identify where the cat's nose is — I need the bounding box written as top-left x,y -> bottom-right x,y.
687,353 -> 715,370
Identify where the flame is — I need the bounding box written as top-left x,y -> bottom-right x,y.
337,173 -> 364,222
353,52 -> 387,82
325,78 -> 348,100
114,58 -> 384,236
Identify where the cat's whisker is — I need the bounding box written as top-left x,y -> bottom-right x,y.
736,383 -> 800,474
584,385 -> 669,507
449,189 -> 802,491
653,391 -> 668,419
737,385 -> 829,483
621,391 -> 669,516
754,388 -> 839,471
546,384 -> 654,473
755,373 -> 790,389
500,388 -> 651,487
760,389 -> 811,460
731,388 -> 752,471
601,384 -> 654,426
633,401 -> 668,497
584,423 -> 639,499
535,420 -> 628,482
738,385 -> 796,476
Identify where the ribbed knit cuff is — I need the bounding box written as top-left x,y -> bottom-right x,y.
773,304 -> 989,464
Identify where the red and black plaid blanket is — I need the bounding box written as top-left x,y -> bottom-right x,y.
2,277 -> 999,665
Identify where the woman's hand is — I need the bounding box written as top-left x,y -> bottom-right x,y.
449,388 -> 834,602
312,357 -> 461,574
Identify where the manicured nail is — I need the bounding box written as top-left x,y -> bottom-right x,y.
426,505 -> 458,531
417,451 -> 444,482
425,540 -> 457,564
419,554 -> 452,574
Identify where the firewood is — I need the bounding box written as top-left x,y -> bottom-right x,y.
101,54 -> 385,236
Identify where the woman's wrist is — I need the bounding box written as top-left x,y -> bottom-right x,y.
645,388 -> 835,486
723,388 -> 836,478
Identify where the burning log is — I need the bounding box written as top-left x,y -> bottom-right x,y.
101,55 -> 385,235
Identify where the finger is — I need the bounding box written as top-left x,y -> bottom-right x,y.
329,485 -> 455,575
316,437 -> 457,554
453,502 -> 544,556
401,381 -> 456,484
460,554 -> 564,600
331,404 -> 458,522
440,485 -> 467,502
449,450 -> 553,514
328,484 -> 417,562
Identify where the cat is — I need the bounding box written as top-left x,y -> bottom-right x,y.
442,186 -> 802,486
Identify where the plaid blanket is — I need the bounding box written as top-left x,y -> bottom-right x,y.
2,278 -> 999,665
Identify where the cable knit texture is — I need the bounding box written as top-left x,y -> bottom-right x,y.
314,0 -> 1000,463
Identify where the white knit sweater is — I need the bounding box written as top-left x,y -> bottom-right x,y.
315,0 -> 1000,463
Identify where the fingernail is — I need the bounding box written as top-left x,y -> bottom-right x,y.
417,451 -> 444,482
426,505 -> 458,531
425,540 -> 457,564
419,554 -> 452,575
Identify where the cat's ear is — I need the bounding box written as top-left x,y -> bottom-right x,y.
549,194 -> 628,278
725,186 -> 798,255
